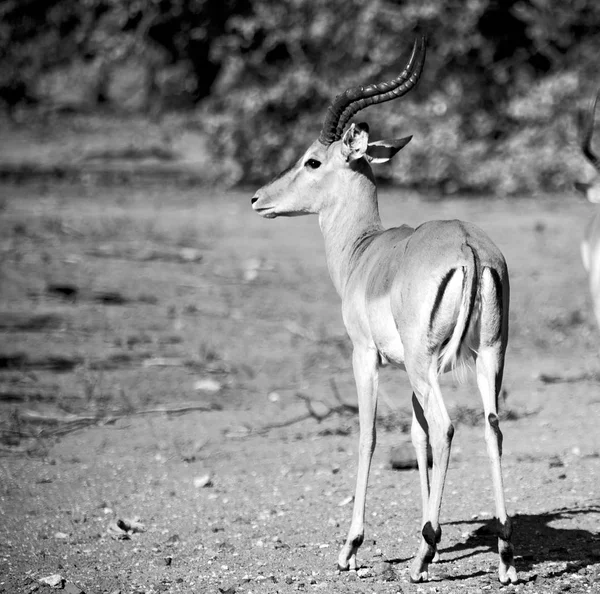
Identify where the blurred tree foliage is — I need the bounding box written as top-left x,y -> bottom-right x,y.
1,0 -> 600,193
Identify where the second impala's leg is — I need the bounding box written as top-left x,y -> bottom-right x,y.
338,346 -> 379,571
409,365 -> 453,583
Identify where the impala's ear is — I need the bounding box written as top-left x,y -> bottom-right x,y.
341,122 -> 370,161
365,136 -> 413,163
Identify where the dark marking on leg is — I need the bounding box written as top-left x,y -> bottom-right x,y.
420,524 -> 441,564
350,534 -> 364,549
488,412 -> 504,455
447,423 -> 455,441
422,522 -> 438,547
497,516 -> 513,542
500,547 -> 515,564
422,549 -> 436,564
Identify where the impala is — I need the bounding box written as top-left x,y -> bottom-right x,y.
575,89 -> 600,329
251,37 -> 517,585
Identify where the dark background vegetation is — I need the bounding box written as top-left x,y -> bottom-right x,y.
2,0 -> 600,193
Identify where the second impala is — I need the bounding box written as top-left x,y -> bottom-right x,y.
575,89 -> 600,330
251,37 -> 518,585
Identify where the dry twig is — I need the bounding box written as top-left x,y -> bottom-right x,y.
12,403 -> 220,440
258,378 -> 357,433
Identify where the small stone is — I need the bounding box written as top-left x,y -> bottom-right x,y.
338,495 -> 354,507
193,474 -> 213,488
39,575 -> 65,588
389,441 -> 432,470
356,567 -> 371,579
194,378 -> 222,393
164,556 -> 172,566
54,532 -> 69,540
118,517 -> 145,533
64,583 -> 85,594
179,248 -> 203,262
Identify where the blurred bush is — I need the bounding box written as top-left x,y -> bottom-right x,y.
1,0 -> 600,193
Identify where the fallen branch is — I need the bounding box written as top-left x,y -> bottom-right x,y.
329,378 -> 358,413
17,403 -> 221,438
258,380 -> 357,433
537,371 -> 600,384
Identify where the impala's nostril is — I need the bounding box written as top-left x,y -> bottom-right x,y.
251,196 -> 258,205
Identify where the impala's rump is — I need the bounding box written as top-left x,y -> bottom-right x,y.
350,220 -> 508,377
408,221 -> 508,377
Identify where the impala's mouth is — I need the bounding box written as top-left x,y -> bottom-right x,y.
253,206 -> 277,219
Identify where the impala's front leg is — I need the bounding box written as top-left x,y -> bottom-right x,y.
338,346 -> 379,571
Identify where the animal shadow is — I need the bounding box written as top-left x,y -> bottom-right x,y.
442,506 -> 600,580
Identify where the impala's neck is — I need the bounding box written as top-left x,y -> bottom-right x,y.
318,168 -> 383,296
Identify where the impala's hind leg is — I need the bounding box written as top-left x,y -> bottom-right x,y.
409,364 -> 453,583
476,345 -> 517,584
477,266 -> 517,584
411,394 -> 430,529
411,394 -> 441,563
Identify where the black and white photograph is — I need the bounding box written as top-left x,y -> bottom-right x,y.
1,1 -> 600,592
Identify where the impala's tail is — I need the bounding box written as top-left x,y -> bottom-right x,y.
436,242 -> 479,379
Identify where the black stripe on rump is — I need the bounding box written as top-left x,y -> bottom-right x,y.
459,242 -> 479,346
485,267 -> 504,345
429,269 -> 456,332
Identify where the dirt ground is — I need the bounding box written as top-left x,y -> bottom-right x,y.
1,180 -> 600,593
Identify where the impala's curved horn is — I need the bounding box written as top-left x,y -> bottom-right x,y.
318,36 -> 427,146
581,89 -> 600,170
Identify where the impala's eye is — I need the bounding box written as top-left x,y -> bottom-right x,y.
305,158 -> 321,169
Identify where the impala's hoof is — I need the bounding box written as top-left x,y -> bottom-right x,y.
499,566 -> 518,585
337,563 -> 349,572
409,571 -> 428,583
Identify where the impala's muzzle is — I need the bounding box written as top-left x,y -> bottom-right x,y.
251,193 -> 277,218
